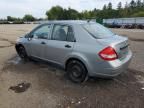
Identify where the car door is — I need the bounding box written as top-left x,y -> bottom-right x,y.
44,24 -> 75,65
28,24 -> 52,59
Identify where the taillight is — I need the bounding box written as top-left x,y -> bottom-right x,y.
99,46 -> 118,61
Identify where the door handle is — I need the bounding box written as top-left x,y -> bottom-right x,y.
65,44 -> 71,48
41,42 -> 46,45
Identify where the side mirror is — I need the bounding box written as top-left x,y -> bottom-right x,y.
27,34 -> 33,41
25,33 -> 30,38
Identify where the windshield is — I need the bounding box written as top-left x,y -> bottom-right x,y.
82,23 -> 115,38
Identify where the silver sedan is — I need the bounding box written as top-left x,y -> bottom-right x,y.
15,20 -> 132,83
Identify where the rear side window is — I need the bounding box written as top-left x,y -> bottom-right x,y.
82,23 -> 114,39
52,25 -> 75,42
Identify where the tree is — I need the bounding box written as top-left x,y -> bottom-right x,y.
81,10 -> 92,19
46,6 -> 64,20
67,8 -> 79,20
117,2 -> 122,10
103,4 -> 107,10
7,16 -> 17,21
120,2 -> 129,17
44,0 -> 144,21
143,0 -> 144,7
108,2 -> 112,10
137,0 -> 142,7
131,11 -> 144,17
46,6 -> 80,20
130,0 -> 136,8
23,14 -> 35,21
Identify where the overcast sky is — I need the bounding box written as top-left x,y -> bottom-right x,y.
0,0 -> 133,18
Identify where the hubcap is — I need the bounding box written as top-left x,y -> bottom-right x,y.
71,65 -> 82,78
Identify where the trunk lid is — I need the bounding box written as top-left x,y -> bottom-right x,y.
97,35 -> 129,60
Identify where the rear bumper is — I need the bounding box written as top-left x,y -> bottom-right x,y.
88,50 -> 132,78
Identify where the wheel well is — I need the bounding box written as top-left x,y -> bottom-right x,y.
65,58 -> 87,71
15,44 -> 24,52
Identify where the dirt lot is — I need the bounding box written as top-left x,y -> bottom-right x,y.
0,24 -> 144,108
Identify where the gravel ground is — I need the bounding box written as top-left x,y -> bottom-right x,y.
0,25 -> 144,108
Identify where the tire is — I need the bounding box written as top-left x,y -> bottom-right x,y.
66,60 -> 88,83
17,46 -> 28,60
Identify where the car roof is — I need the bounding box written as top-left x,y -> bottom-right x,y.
41,20 -> 94,25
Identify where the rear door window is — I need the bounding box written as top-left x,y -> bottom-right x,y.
52,24 -> 75,42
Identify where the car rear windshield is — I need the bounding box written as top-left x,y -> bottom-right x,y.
82,23 -> 114,39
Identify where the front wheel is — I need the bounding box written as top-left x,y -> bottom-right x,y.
17,46 -> 28,60
66,60 -> 88,83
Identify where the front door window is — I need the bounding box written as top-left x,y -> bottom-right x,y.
33,24 -> 51,39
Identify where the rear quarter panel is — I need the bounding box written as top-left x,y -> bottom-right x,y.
63,24 -> 107,74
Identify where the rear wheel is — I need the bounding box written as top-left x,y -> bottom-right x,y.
17,46 -> 28,60
66,60 -> 88,83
